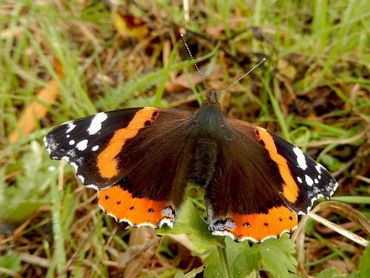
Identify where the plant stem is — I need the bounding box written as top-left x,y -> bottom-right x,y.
217,245 -> 231,278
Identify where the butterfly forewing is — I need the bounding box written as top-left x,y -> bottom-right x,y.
44,108 -> 190,190
266,132 -> 338,214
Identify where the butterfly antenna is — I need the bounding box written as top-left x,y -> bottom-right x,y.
180,33 -> 211,93
221,57 -> 267,94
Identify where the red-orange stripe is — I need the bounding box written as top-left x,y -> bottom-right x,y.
97,107 -> 158,178
257,127 -> 299,203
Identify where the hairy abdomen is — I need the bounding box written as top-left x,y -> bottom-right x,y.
189,137 -> 218,187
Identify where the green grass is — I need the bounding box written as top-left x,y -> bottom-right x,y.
0,0 -> 369,277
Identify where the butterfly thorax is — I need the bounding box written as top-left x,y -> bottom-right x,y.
192,101 -> 226,139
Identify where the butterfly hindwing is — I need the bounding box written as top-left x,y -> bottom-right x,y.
98,184 -> 175,228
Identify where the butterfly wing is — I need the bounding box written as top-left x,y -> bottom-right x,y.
206,119 -> 338,242
45,107 -> 193,227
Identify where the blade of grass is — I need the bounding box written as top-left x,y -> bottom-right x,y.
309,212 -> 368,247
153,44 -> 179,106
47,175 -> 66,277
261,74 -> 290,141
331,196 -> 370,205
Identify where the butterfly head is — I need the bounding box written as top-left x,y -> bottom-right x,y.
205,90 -> 219,105
194,91 -> 226,138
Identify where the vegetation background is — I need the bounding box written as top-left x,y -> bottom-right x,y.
0,0 -> 369,277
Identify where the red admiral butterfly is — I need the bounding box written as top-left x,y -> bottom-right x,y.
44,88 -> 338,242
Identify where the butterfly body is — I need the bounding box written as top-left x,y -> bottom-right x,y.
44,91 -> 338,242
188,96 -> 228,187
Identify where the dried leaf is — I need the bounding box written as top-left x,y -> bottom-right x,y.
9,60 -> 63,143
277,58 -> 297,81
113,12 -> 149,39
121,227 -> 159,278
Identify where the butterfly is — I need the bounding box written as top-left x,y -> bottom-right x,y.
44,90 -> 338,243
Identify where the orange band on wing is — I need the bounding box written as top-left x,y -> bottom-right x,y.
97,108 -> 158,178
98,185 -> 170,227
231,206 -> 297,241
257,127 -> 299,202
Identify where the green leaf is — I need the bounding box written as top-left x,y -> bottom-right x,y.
203,248 -> 226,278
231,244 -> 260,277
259,238 -> 297,278
158,198 -> 223,254
202,233 -> 296,278
0,141 -> 55,223
204,239 -> 260,278
314,268 -> 338,278
174,266 -> 204,278
359,244 -> 370,278
1,200 -> 46,223
0,254 -> 22,273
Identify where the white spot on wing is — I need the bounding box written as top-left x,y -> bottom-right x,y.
70,162 -> 78,172
66,122 -> 76,133
87,112 -> 108,135
293,147 -> 307,170
305,175 -> 314,186
333,181 -> 339,191
314,178 -> 318,184
78,175 -> 85,183
212,230 -> 236,241
92,145 -> 99,151
61,156 -> 70,162
137,222 -> 157,228
159,218 -> 174,228
76,140 -> 88,151
86,184 -> 99,191
44,136 -> 56,154
69,140 -> 75,145
315,164 -> 322,174
297,177 -> 302,183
